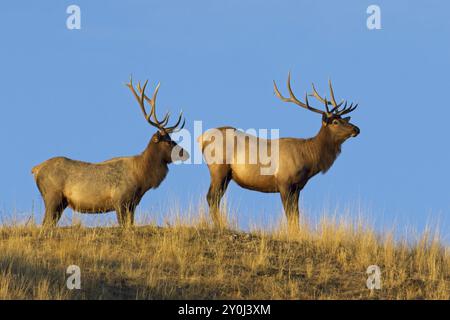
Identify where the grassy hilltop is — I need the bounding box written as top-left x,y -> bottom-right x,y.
0,214 -> 448,300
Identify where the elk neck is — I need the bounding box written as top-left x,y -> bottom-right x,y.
303,125 -> 343,174
135,140 -> 169,190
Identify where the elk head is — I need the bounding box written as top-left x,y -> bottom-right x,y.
273,73 -> 360,143
127,77 -> 189,163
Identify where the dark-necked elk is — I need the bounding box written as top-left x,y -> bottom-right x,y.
198,73 -> 360,230
32,77 -> 189,227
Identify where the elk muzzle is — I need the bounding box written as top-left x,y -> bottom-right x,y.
351,125 -> 360,137
171,145 -> 190,162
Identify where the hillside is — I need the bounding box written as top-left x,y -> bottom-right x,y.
0,218 -> 448,299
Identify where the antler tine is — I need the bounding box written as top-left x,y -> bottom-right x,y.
179,118 -> 186,130
324,97 -> 330,113
286,72 -> 299,103
159,112 -> 170,127
273,80 -> 288,102
137,81 -> 141,93
139,82 -> 171,128
342,102 -> 353,113
328,79 -> 345,112
338,103 -> 358,116
304,93 -> 310,108
329,99 -> 346,114
273,73 -> 326,115
328,79 -> 339,108
139,80 -> 149,119
333,101 -> 347,114
273,74 -> 293,104
145,82 -> 159,118
310,83 -> 331,114
165,111 -> 185,133
323,97 -> 329,113
310,83 -> 325,103
127,76 -> 149,120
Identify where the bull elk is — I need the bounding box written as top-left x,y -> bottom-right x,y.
32,77 -> 189,227
198,73 -> 360,230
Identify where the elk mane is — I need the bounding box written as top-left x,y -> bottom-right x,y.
302,128 -> 342,174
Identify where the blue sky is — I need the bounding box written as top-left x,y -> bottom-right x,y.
0,1 -> 449,239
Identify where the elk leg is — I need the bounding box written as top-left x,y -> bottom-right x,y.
42,194 -> 67,228
116,204 -> 136,228
207,170 -> 231,228
279,186 -> 300,232
125,210 -> 135,227
123,204 -> 136,228
116,209 -> 125,227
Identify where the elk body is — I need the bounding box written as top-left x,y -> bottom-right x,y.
198,73 -> 360,230
32,78 -> 188,227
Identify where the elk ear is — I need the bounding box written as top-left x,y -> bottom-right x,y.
343,117 -> 351,123
152,133 -> 160,143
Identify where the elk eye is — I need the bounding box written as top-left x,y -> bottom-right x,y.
332,119 -> 339,125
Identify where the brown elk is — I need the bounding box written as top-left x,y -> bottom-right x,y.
32,77 -> 189,227
198,73 -> 360,230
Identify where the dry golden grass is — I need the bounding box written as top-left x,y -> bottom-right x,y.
0,210 -> 448,300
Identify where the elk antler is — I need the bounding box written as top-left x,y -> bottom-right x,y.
273,72 -> 327,116
274,72 -> 358,118
309,81 -> 345,114
334,101 -> 359,116
127,76 -> 185,133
